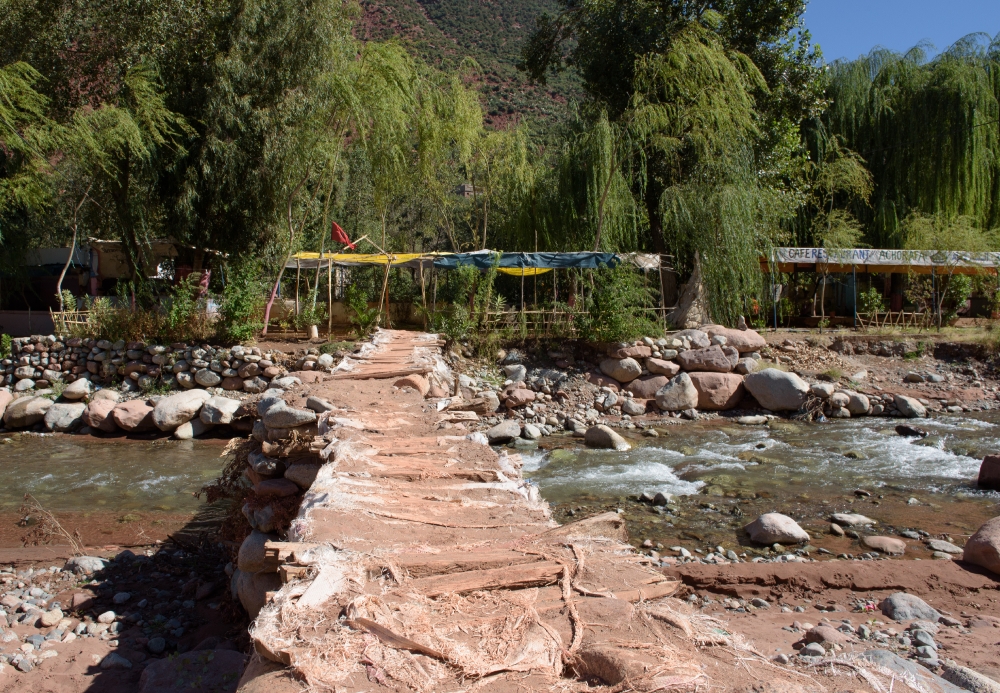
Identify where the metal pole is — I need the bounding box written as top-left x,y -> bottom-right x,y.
852,264 -> 857,329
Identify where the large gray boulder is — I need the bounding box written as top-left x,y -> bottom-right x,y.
3,396 -> 52,428
61,378 -> 93,400
860,650 -> 965,693
676,345 -> 734,373
153,389 -> 211,431
599,357 -> 642,383
646,358 -> 680,377
261,402 -> 317,429
655,373 -> 699,412
0,389 -> 11,421
744,513 -> 809,544
881,592 -> 940,621
584,425 -> 631,451
963,516 -> 1000,575
44,402 -> 87,432
744,369 -> 810,411
895,395 -> 927,418
486,419 -> 522,444
624,375 -> 669,399
200,396 -> 241,425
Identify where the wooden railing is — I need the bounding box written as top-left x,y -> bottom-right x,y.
857,311 -> 931,329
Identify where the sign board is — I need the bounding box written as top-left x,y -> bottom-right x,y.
773,248 -> 1000,268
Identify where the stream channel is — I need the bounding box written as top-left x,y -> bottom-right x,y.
2,413 -> 998,556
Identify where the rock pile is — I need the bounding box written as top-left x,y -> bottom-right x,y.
1,335 -> 296,394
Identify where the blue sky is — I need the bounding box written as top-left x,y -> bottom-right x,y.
803,0 -> 1000,63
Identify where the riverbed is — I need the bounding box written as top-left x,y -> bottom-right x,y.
522,413 -> 1000,555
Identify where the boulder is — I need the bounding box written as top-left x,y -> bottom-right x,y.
621,398 -> 647,416
285,463 -> 322,489
599,358 -> 642,384
194,368 -> 222,387
584,425 -> 631,451
744,369 -> 810,411
977,456 -> 1000,490
881,592 -> 940,621
0,389 -> 11,420
395,374 -> 429,396
3,395 -> 53,428
271,376 -> 302,389
486,419 -> 522,444
811,383 -> 836,398
138,649 -> 247,693
93,389 -> 121,403
610,345 -> 652,359
221,376 -> 243,391
830,513 -> 876,526
305,396 -> 334,413
941,664 -> 1000,693
830,392 -> 850,408
676,345 -> 734,373
963,516 -> 1000,575
655,373 -> 699,412
201,396 -> 241,425
83,399 -> 119,433
860,650 -> 965,693
864,536 -> 906,555
65,556 -> 107,575
262,403 -> 317,429
175,371 -> 195,389
242,376 -> 268,393
624,375 -> 669,399
254,479 -> 301,498
846,391 -> 870,415
61,378 -> 92,400
502,364 -> 527,382
646,358 -> 680,377
688,372 -> 745,410
112,400 -> 156,432
895,395 -> 927,418
703,325 -> 767,354
174,418 -> 212,439
234,569 -> 282,619
153,390 -> 211,431
805,624 -> 849,645
505,388 -> 536,408
44,402 -> 87,432
248,451 -> 281,475
926,539 -> 963,554
238,530 -> 279,573
744,513 -> 809,544
734,358 -> 758,375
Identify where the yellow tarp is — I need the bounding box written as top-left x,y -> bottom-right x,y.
497,267 -> 552,276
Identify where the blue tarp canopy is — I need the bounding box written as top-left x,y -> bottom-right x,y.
431,251 -> 620,270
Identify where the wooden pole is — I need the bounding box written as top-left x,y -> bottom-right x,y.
419,261 -> 427,329
327,257 -> 333,337
295,258 -> 301,316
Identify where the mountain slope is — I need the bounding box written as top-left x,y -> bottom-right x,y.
358,0 -> 580,129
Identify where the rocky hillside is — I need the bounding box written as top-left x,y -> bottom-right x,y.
357,0 -> 580,129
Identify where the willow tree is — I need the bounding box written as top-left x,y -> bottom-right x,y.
820,35 -> 1000,247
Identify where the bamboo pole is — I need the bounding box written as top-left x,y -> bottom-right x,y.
327,257 -> 333,336
295,258 -> 301,316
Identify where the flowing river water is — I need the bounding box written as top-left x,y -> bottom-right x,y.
2,414 -> 998,556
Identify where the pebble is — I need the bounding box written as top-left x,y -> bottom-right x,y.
97,610 -> 116,624
112,592 -> 131,604
800,643 -> 825,657
147,636 -> 166,654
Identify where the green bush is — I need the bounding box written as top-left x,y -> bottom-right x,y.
217,260 -> 265,343
575,265 -> 658,343
858,287 -> 885,315
345,284 -> 380,336
0,333 -> 11,358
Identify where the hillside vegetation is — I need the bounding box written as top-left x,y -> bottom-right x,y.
359,0 -> 580,128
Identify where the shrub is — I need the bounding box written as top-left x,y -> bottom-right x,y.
0,333 -> 10,359
218,260 -> 265,343
345,284 -> 380,336
576,265 -> 658,343
858,287 -> 885,315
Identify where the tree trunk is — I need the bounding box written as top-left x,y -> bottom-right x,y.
57,187 -> 91,312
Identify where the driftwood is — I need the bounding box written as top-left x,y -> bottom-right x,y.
409,560 -> 564,597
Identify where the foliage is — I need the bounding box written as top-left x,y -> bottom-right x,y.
858,287 -> 886,315
218,261 -> 265,343
0,333 -> 11,358
575,265 -> 658,342
344,284 -> 380,336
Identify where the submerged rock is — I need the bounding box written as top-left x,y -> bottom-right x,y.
744,513 -> 809,544
978,456 -> 1000,490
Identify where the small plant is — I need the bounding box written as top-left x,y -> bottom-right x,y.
345,284 -> 379,336
858,287 -> 885,315
218,260 -> 265,342
0,333 -> 11,359
822,367 -> 843,381
817,316 -> 830,332
293,303 -> 327,331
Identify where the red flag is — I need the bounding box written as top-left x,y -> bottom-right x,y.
331,221 -> 355,249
